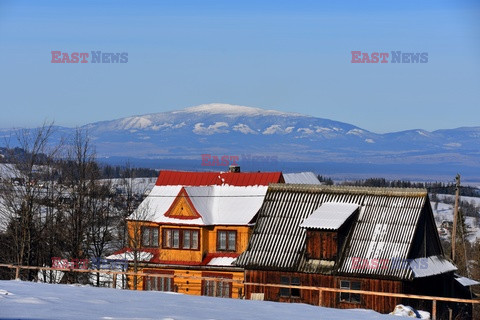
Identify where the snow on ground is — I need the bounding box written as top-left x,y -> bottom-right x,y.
107,177 -> 157,195
0,280 -> 400,320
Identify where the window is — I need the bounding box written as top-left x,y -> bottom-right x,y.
141,227 -> 159,247
201,273 -> 232,298
279,276 -> 300,298
163,228 -> 199,250
217,230 -> 236,251
144,271 -> 174,292
339,280 -> 361,303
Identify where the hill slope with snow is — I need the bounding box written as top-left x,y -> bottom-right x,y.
0,280 -> 399,320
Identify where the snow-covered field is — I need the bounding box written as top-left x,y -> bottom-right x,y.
0,280 -> 401,320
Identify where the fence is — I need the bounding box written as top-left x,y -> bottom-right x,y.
0,263 -> 478,320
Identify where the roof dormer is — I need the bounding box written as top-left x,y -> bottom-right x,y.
300,202 -> 359,261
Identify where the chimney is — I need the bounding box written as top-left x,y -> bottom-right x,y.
229,165 -> 240,173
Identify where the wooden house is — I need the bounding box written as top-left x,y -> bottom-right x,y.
236,184 -> 476,316
121,170 -> 284,298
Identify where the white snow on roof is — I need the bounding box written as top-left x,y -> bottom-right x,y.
410,256 -> 457,278
283,172 -> 321,185
206,257 -> 237,266
300,202 -> 359,230
129,185 -> 268,225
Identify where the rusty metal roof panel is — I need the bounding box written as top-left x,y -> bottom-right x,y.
155,170 -> 283,186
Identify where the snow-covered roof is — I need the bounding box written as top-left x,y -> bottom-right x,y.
206,257 -> 237,267
107,251 -> 153,263
454,274 -> 480,287
129,185 -> 268,225
410,256 -> 457,278
300,202 -> 359,230
283,172 -> 321,185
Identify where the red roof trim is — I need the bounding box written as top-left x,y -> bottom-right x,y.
155,170 -> 283,187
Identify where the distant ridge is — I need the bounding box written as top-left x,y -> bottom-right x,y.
1,103 -> 479,178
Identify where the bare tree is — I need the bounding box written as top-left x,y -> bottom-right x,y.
0,123 -> 61,279
119,163 -> 153,290
85,178 -> 115,286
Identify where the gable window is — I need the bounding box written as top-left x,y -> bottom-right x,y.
141,227 -> 159,247
163,228 -> 199,250
279,276 -> 300,298
217,230 -> 236,251
339,280 -> 361,303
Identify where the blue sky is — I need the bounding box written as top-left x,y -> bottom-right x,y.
0,0 -> 479,133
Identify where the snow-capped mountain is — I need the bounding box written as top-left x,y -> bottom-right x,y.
2,103 -> 480,175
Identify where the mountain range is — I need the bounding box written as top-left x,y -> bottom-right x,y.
2,103 -> 479,179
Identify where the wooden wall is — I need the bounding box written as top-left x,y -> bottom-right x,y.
245,270 -> 402,314
126,222 -> 252,264
129,267 -> 244,298
306,230 -> 337,260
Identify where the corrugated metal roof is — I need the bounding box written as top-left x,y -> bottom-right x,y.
455,274 -> 480,287
300,202 -> 359,230
155,170 -> 283,186
236,184 -> 448,281
283,172 -> 321,184
409,256 -> 457,278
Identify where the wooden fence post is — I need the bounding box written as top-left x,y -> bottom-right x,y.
15,266 -> 20,280
318,288 -> 323,307
113,273 -> 117,289
432,300 -> 437,320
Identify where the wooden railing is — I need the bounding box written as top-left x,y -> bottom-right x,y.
1,263 -> 478,320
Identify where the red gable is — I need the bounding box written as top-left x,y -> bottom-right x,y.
155,170 -> 284,186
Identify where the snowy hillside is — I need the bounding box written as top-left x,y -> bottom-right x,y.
432,195 -> 480,243
2,103 -> 480,177
0,280 -> 401,320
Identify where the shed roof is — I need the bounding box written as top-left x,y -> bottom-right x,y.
300,202 -> 359,230
455,274 -> 480,287
155,170 -> 283,186
236,184 -> 449,281
408,256 -> 457,278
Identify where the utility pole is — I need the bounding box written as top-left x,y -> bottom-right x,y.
451,174 -> 460,262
